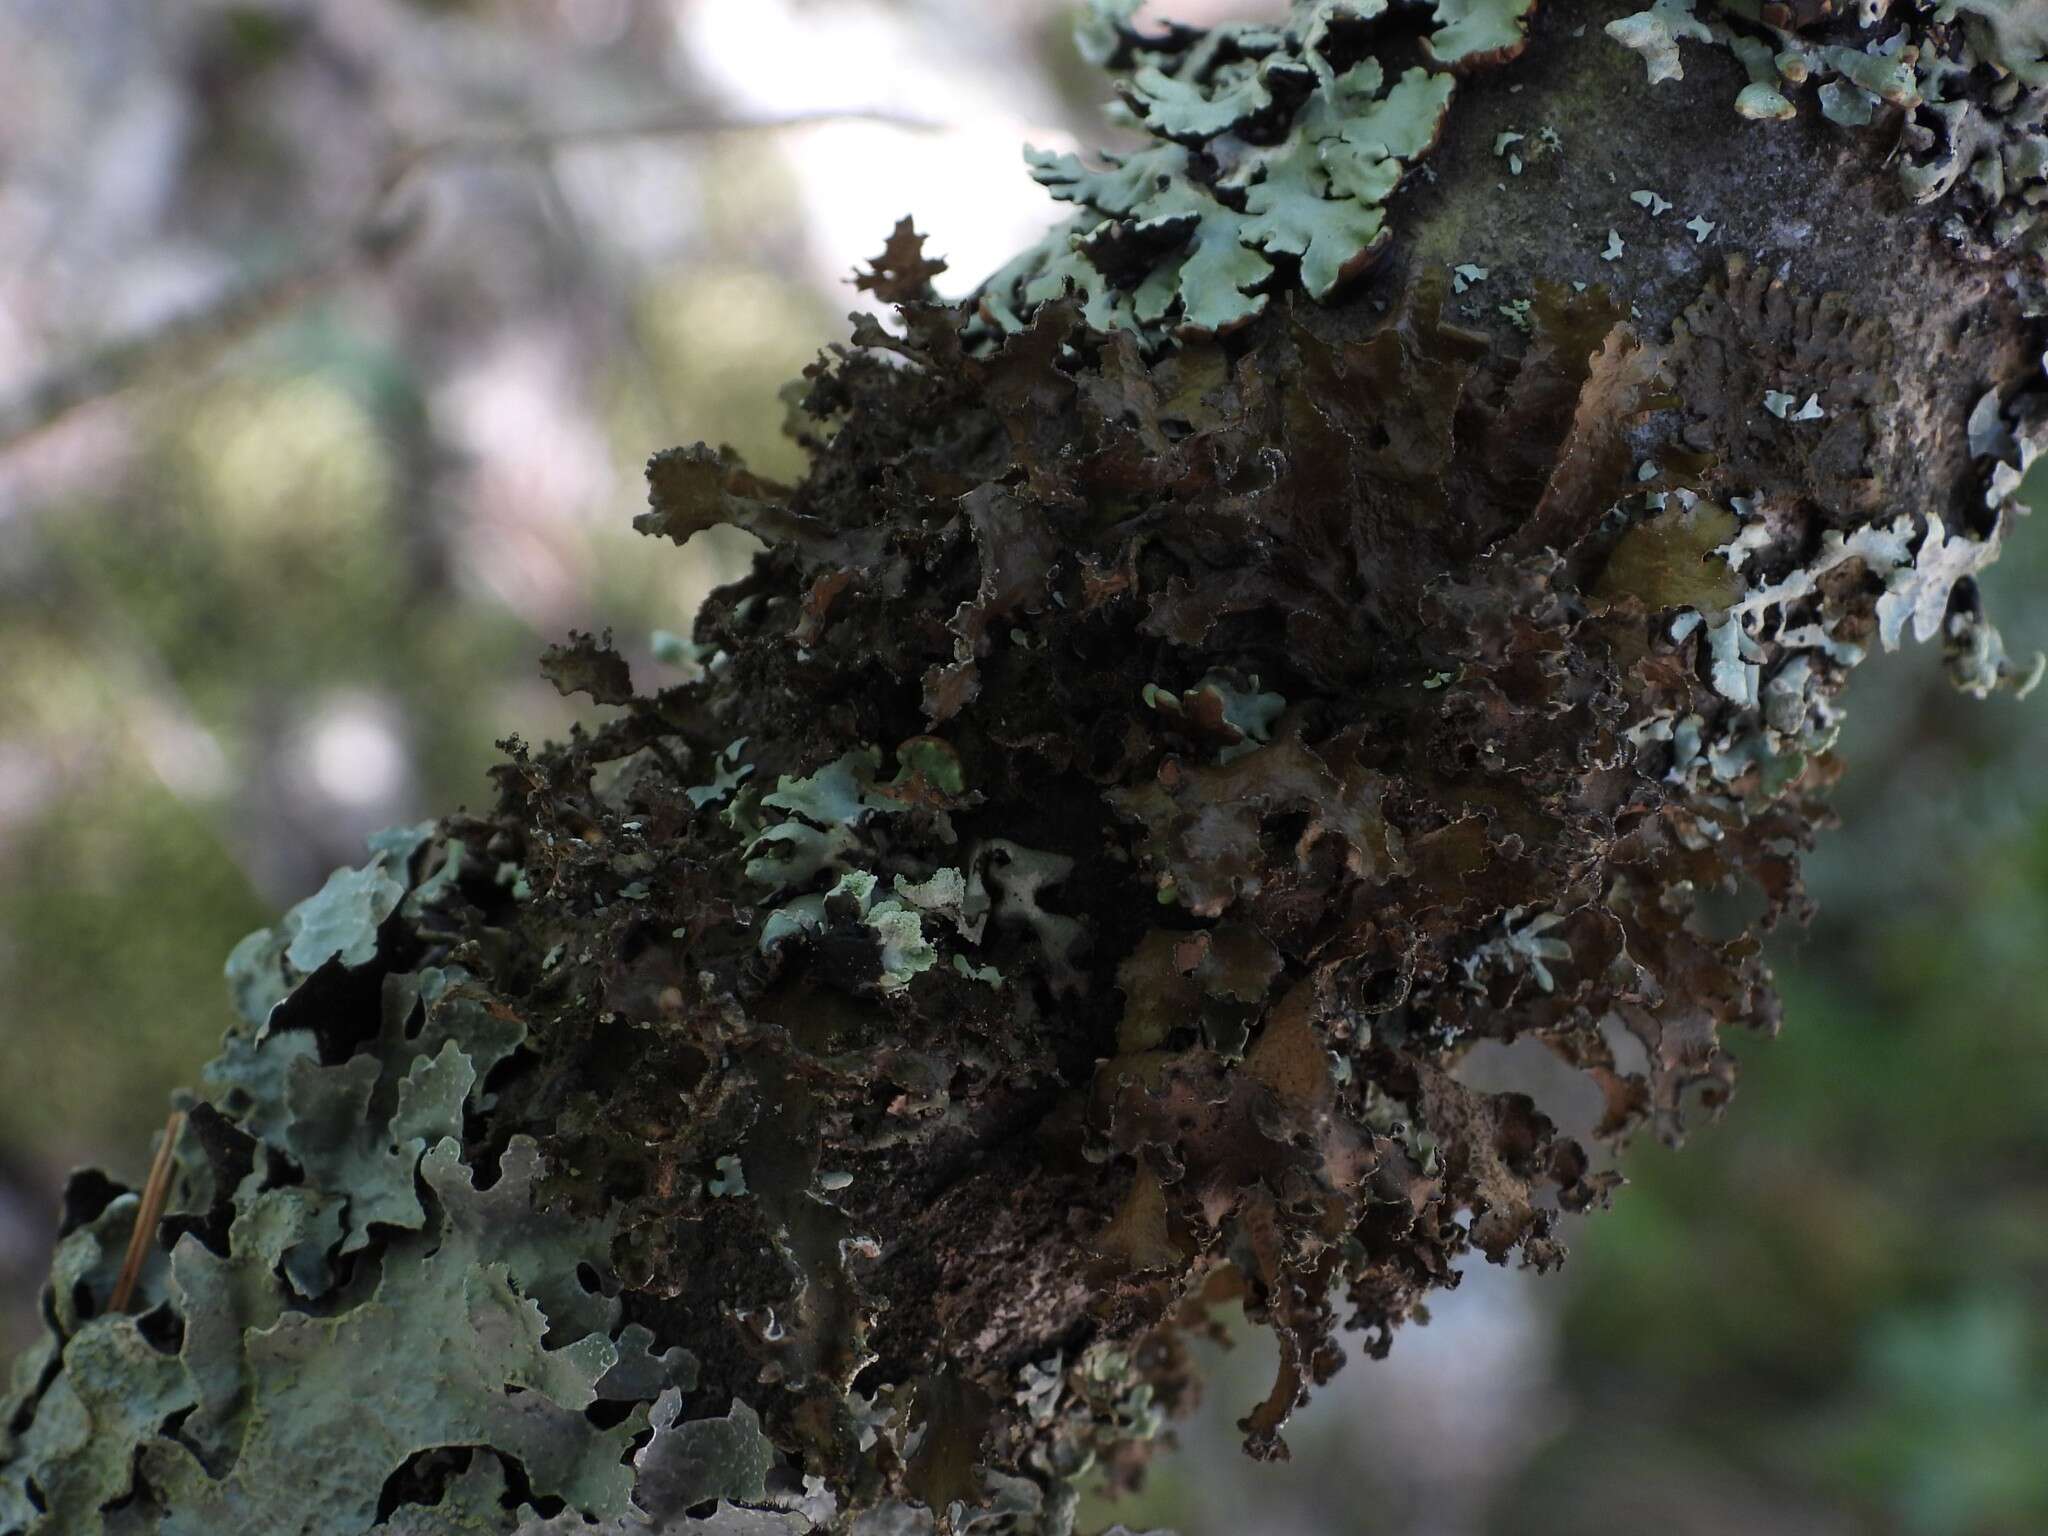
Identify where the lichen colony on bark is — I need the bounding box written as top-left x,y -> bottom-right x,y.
4,2 -> 2043,1534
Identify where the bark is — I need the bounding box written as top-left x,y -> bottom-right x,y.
3,4 -> 2041,1535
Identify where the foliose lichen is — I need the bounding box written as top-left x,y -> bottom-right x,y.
4,2 -> 2043,1533
1606,0 -> 2048,260
977,0 -> 1539,342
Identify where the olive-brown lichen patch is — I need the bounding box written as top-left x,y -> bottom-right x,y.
5,87 -> 2040,1536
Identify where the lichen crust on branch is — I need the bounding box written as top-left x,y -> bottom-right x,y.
977,0 -> 1539,341
1607,0 -> 2048,261
4,3 -> 2047,1535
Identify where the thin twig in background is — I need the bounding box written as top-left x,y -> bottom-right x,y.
109,1110 -> 184,1314
0,106 -> 942,454
384,104 -> 942,186
0,210 -> 422,452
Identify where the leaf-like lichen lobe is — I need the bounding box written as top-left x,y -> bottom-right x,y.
7,8 -> 2046,1535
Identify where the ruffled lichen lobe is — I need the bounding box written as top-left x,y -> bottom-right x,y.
4,3 -> 2046,1535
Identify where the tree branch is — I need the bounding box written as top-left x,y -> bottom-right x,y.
0,106 -> 942,453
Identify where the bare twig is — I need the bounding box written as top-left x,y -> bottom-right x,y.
385,104 -> 941,185
0,209 -> 421,451
0,104 -> 941,453
109,1110 -> 185,1314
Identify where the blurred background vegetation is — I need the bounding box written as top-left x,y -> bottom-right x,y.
1,3 -> 2042,1533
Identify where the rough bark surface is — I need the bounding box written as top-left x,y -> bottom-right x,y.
4,4 -> 2042,1534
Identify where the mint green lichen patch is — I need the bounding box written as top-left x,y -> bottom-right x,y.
1424,0 -> 1539,65
688,738 -> 754,810
132,1150 -> 646,1534
1461,907 -> 1572,995
282,859 -> 405,974
744,747 -> 934,890
1605,0 -> 1713,83
1606,0 -> 2048,258
709,1153 -> 748,1197
761,871 -> 940,994
0,804 -> 781,1534
0,823 -> 726,1536
0,1316 -> 194,1536
625,1395 -> 774,1517
893,865 -> 992,945
1874,513 -> 2007,648
865,901 -> 939,993
979,3 -> 1487,343
977,841 -> 1085,995
1819,77 -> 1877,125
950,954 -> 1005,988
280,1040 -> 473,1254
1605,246 -> 2042,806
1630,395 -> 2038,802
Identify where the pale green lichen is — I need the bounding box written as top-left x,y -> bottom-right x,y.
743,746 -> 957,891
738,738 -> 1094,1002
1623,381 -> 2044,802
950,954 -> 1005,988
978,841 -> 1087,996
710,1153 -> 750,1197
1762,389 -> 1825,419
1606,0 -> 1715,84
979,1 -> 1522,342
688,737 -> 754,809
0,827 -> 792,1536
1460,907 -> 1572,994
761,872 -> 935,993
224,850 -> 409,1027
1606,0 -> 2048,257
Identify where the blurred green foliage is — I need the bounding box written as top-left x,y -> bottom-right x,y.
0,788 -> 265,1181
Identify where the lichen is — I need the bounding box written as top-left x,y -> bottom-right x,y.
0,843 -> 723,1536
4,8 -> 2042,1535
975,1 -> 1548,343
1606,0 -> 2048,260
